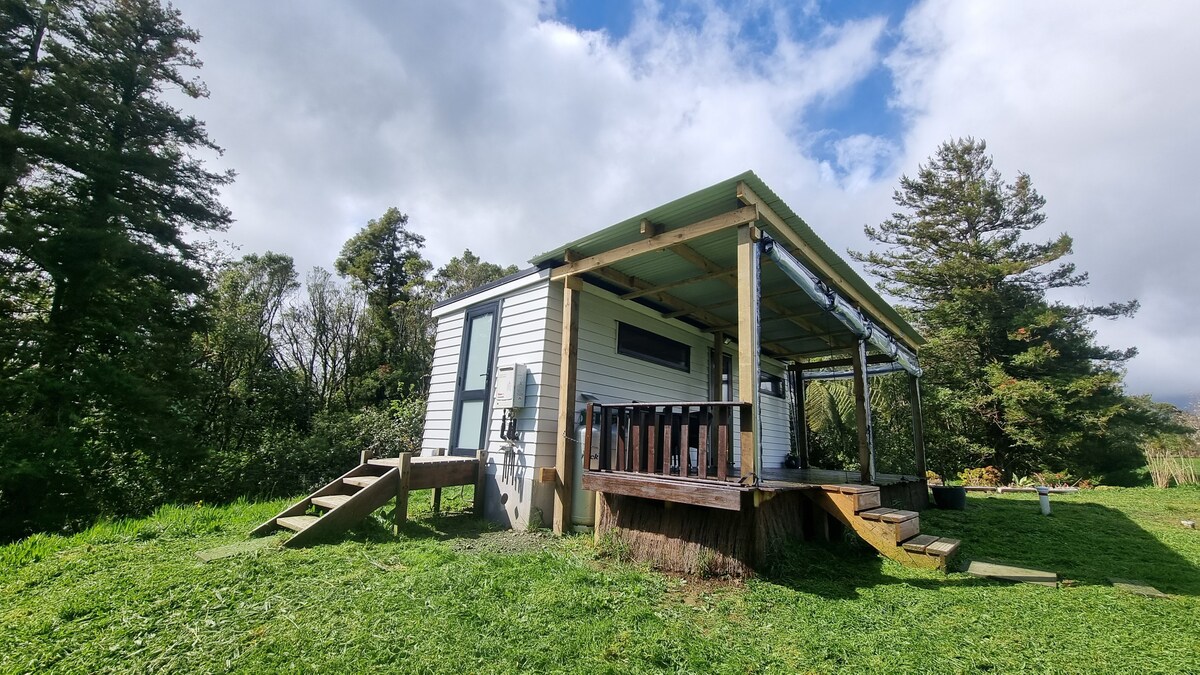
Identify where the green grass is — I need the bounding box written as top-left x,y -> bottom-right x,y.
2,487 -> 1198,673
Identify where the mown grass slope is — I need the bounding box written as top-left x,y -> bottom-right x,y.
2,487 -> 1197,673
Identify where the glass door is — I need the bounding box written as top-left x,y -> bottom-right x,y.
451,302 -> 499,455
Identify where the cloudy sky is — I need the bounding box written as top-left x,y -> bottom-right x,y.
172,0 -> 1199,403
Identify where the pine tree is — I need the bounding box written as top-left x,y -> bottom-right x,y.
335,207 -> 430,401
852,138 -> 1139,477
0,0 -> 231,536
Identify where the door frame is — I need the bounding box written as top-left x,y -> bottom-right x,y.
449,301 -> 501,456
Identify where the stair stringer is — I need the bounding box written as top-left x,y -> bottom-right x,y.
250,462 -> 379,537
283,466 -> 401,548
806,489 -> 947,571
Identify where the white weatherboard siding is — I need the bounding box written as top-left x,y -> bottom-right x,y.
421,273 -> 797,528
422,271 -> 559,529
422,312 -> 463,451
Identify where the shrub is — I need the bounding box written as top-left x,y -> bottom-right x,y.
959,466 -> 1002,487
925,470 -> 943,485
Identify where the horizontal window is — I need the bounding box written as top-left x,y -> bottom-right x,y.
617,322 -> 690,372
759,371 -> 785,398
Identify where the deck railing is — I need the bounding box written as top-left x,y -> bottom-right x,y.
583,401 -> 745,482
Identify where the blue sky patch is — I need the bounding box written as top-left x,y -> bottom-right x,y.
556,0 -> 915,181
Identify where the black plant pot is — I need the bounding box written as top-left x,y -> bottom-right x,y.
930,485 -> 967,510
783,455 -> 801,469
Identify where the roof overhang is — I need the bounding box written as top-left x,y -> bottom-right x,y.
529,171 -> 924,362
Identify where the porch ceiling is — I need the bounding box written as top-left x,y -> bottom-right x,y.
529,171 -> 923,361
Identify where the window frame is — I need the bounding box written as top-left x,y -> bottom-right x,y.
616,321 -> 691,372
758,370 -> 786,398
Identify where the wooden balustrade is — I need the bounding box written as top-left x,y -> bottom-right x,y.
583,402 -> 744,482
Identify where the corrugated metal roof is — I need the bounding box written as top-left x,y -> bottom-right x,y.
529,171 -> 924,353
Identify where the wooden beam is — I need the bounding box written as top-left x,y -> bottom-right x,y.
706,309 -> 835,333
850,341 -> 876,485
588,266 -> 789,359
550,205 -> 758,280
581,472 -> 743,511
909,374 -> 926,479
737,224 -> 761,483
670,240 -> 836,348
553,276 -> 582,535
662,287 -> 803,319
619,267 -> 735,301
589,267 -> 731,331
737,180 -> 919,352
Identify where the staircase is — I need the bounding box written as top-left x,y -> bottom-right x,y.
252,451 -> 488,548
808,484 -> 960,570
251,461 -> 402,548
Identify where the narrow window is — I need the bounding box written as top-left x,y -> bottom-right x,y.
759,371 -> 785,398
714,351 -> 783,399
616,322 -> 690,372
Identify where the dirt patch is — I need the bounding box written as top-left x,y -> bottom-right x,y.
663,574 -> 743,608
449,529 -> 556,555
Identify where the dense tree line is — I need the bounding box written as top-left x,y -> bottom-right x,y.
0,0 -> 515,539
0,3 -> 1184,539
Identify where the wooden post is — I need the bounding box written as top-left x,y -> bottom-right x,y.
736,224 -> 761,483
393,452 -> 411,534
790,366 -> 809,470
553,276 -> 582,534
432,447 -> 444,515
850,341 -> 876,485
474,448 -> 488,516
360,449 -> 373,465
711,331 -> 724,401
711,332 -> 725,477
909,374 -> 926,479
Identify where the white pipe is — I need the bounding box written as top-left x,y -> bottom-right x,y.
800,362 -> 908,381
761,236 -> 923,377
1037,486 -> 1051,515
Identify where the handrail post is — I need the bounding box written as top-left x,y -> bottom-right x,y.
393,452 -> 411,535
584,402 -> 594,473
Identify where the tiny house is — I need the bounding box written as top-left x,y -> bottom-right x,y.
420,172 -> 958,575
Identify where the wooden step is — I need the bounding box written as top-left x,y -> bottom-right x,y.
857,507 -> 896,521
311,494 -> 353,510
901,534 -> 939,553
820,483 -> 879,495
891,517 -> 920,543
276,515 -> 320,532
344,475 -> 380,488
878,509 -> 918,524
924,538 -> 960,557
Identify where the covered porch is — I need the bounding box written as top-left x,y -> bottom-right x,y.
532,172 -> 944,573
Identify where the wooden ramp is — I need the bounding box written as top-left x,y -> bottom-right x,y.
251,451 -> 485,547
807,485 -> 961,570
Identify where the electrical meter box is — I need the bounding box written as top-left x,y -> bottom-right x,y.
493,363 -> 526,409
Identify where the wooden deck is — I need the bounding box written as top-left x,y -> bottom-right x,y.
582,466 -> 924,512
367,455 -> 480,490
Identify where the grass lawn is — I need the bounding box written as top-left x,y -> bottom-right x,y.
2,487 -> 1198,673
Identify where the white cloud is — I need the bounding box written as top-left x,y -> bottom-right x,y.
174,0 -> 1198,399
886,0 -> 1200,397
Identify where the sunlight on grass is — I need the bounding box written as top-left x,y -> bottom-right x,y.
1,487 -> 1197,673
